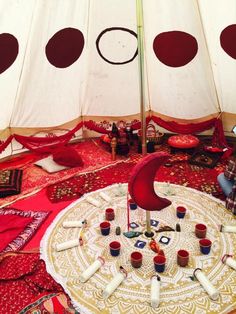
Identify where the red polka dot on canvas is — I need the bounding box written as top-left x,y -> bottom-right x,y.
0,33 -> 18,74
153,31 -> 198,67
46,28 -> 84,68
220,24 -> 236,59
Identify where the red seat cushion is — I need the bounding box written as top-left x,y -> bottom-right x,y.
168,135 -> 199,149
53,146 -> 84,168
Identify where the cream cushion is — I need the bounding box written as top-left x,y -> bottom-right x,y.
34,155 -> 68,173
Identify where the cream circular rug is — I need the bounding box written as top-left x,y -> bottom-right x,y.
41,183 -> 236,314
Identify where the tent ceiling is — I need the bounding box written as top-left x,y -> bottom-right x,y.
0,0 -> 235,131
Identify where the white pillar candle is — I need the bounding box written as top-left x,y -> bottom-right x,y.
225,256 -> 236,270
86,196 -> 101,208
103,272 -> 126,299
151,276 -> 160,308
194,269 -> 220,300
62,220 -> 83,228
56,239 -> 79,252
99,191 -> 111,203
221,225 -> 236,233
79,258 -> 104,283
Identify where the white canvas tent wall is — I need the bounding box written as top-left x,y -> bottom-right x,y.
0,0 -> 235,157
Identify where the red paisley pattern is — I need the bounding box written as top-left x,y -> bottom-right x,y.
0,253 -> 64,314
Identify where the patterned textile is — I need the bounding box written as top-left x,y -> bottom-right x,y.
0,208 -> 49,253
46,161 -> 136,203
46,151 -> 224,203
46,176 -> 86,203
20,293 -> 78,314
225,158 -> 236,214
224,158 -> 236,181
0,153 -> 42,171
0,140 -> 127,207
0,169 -> 23,198
41,183 -> 236,314
0,253 -> 65,314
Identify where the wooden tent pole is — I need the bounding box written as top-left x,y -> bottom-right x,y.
136,0 -> 154,237
136,0 -> 146,156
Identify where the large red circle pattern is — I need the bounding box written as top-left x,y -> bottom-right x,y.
220,24 -> 236,59
0,33 -> 18,74
46,28 -> 84,68
153,31 -> 198,67
0,25 -> 235,74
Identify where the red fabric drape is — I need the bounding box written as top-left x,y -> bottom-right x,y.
212,118 -> 233,159
0,135 -> 14,154
14,122 -> 83,153
0,117 -> 232,157
150,116 -> 217,134
131,116 -> 231,157
84,120 -> 110,134
132,116 -> 216,134
131,117 -> 152,131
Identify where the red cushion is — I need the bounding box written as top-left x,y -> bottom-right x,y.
53,146 -> 84,168
168,135 -> 199,149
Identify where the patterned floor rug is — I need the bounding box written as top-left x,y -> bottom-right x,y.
0,140 -> 127,207
41,183 -> 236,314
46,153 -> 225,204
0,141 -> 229,313
0,208 -> 49,253
0,252 -> 77,314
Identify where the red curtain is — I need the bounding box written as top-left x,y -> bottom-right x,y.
0,117 -> 232,156
83,120 -> 110,134
0,135 -> 14,154
150,116 -> 217,134
212,118 -> 233,159
132,116 -> 217,134
131,115 -> 231,156
14,122 -> 83,153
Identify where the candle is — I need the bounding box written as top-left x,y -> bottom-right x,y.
103,267 -> 127,299
222,255 -> 236,271
86,196 -> 101,208
221,225 -> 236,233
99,191 -> 111,203
79,257 -> 105,283
193,268 -> 220,300
151,275 -> 160,308
56,239 -> 79,252
62,220 -> 83,228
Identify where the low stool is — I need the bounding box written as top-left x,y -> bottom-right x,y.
168,134 -> 199,155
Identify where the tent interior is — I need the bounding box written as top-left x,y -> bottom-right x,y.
0,1 -> 236,313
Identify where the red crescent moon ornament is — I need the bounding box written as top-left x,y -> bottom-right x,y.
128,152 -> 171,211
